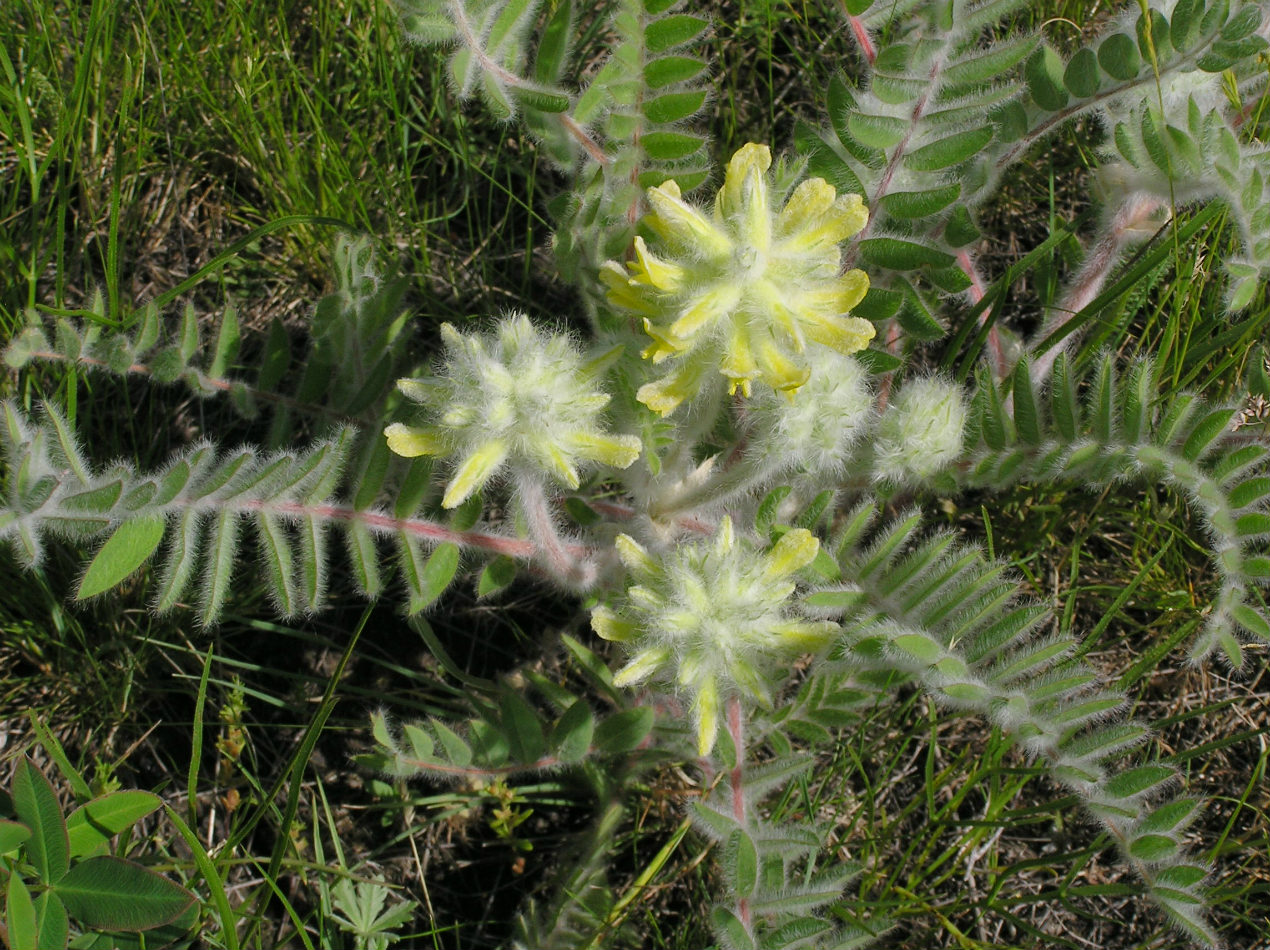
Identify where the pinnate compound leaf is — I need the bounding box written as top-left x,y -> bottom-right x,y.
77,516 -> 166,601
66,791 -> 162,859
53,856 -> 195,931
13,758 -> 69,884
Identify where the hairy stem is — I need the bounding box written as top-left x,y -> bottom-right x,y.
727,696 -> 753,933
516,472 -> 598,588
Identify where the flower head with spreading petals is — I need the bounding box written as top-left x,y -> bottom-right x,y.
591,517 -> 837,756
384,314 -> 641,507
602,143 -> 874,415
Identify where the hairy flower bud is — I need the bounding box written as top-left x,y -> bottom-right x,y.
602,143 -> 874,415
384,314 -> 641,507
591,517 -> 837,755
872,377 -> 967,484
749,349 -> 874,476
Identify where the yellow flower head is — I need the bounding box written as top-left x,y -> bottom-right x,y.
591,517 -> 837,756
384,314 -> 641,507
602,143 -> 874,415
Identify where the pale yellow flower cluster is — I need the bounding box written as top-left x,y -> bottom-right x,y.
603,143 -> 874,414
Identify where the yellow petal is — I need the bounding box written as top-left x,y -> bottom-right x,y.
669,284 -> 740,341
572,432 -> 642,469
718,143 -> 771,220
776,178 -> 838,236
637,361 -> 710,416
764,527 -> 819,579
601,262 -> 660,316
803,313 -> 877,354
615,534 -> 659,576
630,236 -> 685,290
646,183 -> 731,257
781,191 -> 869,252
442,439 -> 508,508
695,676 -> 720,756
591,606 -> 639,642
614,646 -> 672,687
396,377 -> 435,403
756,338 -> 810,392
719,329 -> 758,393
384,423 -> 448,458
536,442 -> 581,489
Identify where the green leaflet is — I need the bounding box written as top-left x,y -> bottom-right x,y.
903,127 -> 993,172
641,130 -> 706,160
77,516 -> 166,600
878,183 -> 960,218
723,828 -> 759,898
643,88 -> 707,123
857,238 -> 954,270
643,54 -> 706,89
846,112 -> 907,149
12,758 -> 69,884
551,699 -> 595,763
53,856 -> 195,931
644,14 -> 708,53
207,303 -> 240,378
65,792 -> 162,859
534,0 -> 572,84
477,554 -> 518,597
1063,47 -> 1101,98
1025,45 -> 1068,110
499,688 -> 548,762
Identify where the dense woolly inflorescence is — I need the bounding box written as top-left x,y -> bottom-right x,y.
872,377 -> 967,484
591,517 -> 837,755
384,314 -> 641,507
748,349 -> 874,477
601,143 -> 874,415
